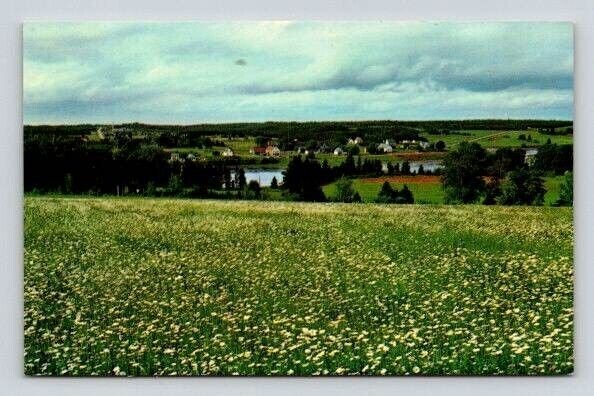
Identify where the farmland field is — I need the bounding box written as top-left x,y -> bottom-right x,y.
323,175 -> 564,205
323,176 -> 444,204
420,130 -> 573,149
24,197 -> 573,376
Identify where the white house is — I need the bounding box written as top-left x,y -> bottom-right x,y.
348,137 -> 364,145
222,148 -> 235,157
377,140 -> 393,153
524,148 -> 538,166
333,147 -> 344,155
169,152 -> 183,162
419,141 -> 430,150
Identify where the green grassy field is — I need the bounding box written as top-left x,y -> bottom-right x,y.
223,136 -> 257,155
323,178 -> 444,204
420,130 -> 573,149
544,175 -> 564,206
24,197 -> 572,376
323,176 -> 564,205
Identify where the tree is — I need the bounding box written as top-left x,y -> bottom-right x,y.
255,136 -> 268,146
247,180 -> 261,198
435,140 -> 446,152
386,162 -> 394,176
375,181 -> 395,203
533,144 -> 573,175
339,153 -> 357,176
63,173 -> 73,194
556,171 -> 573,206
270,176 -> 279,189
112,129 -> 133,150
374,181 -> 414,204
393,162 -> 400,175
396,185 -> 414,204
224,168 -> 233,190
283,156 -> 303,195
401,161 -> 411,175
167,174 -> 183,196
321,159 -> 332,184
367,143 -> 379,155
333,177 -> 359,203
497,169 -> 545,205
347,144 -> 360,156
441,142 -> 487,204
282,156 -> 326,202
236,168 -> 247,190
306,140 -> 318,151
417,164 -> 425,175
488,148 -> 526,179
482,177 -> 501,205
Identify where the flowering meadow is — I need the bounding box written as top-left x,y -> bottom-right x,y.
24,197 -> 573,376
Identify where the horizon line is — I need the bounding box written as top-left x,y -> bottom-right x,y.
23,117 -> 574,127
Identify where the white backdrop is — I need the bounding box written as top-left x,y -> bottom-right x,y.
1,1 -> 593,395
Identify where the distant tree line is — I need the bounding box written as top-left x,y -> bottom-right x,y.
26,119 -> 571,151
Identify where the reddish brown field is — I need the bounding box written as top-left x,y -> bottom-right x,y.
359,175 -> 441,184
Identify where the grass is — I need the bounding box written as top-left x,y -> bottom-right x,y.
24,197 -> 573,376
323,177 -> 444,204
323,176 -> 564,205
222,136 -> 257,155
420,130 -> 573,149
544,175 -> 565,206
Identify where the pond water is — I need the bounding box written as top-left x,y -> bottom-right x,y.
232,161 -> 442,187
232,169 -> 284,187
382,160 -> 444,173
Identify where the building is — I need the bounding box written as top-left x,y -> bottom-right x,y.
524,148 -> 538,166
250,147 -> 267,155
318,144 -> 331,153
265,145 -> 281,157
169,152 -> 182,162
222,148 -> 235,157
419,141 -> 430,150
348,136 -> 364,145
377,140 -> 393,153
333,147 -> 344,155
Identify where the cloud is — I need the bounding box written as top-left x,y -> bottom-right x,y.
23,22 -> 573,123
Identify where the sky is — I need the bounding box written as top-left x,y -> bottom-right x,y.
23,22 -> 573,124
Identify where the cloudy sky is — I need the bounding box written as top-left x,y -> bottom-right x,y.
23,22 -> 573,124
